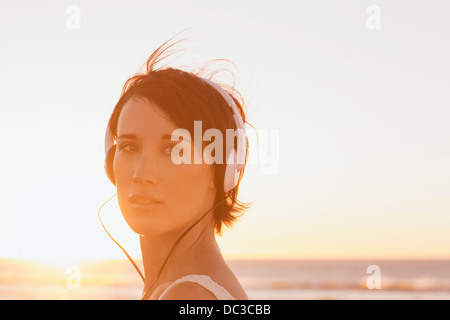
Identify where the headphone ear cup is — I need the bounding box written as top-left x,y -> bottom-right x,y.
105,144 -> 117,186
223,150 -> 238,193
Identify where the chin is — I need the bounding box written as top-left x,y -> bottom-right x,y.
121,212 -> 159,235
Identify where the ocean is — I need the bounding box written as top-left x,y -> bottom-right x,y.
1,259 -> 449,300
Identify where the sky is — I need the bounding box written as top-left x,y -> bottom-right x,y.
0,0 -> 449,263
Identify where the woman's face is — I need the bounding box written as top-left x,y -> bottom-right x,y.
114,96 -> 216,236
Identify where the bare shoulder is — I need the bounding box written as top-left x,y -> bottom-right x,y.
205,261 -> 249,300
216,273 -> 249,300
158,281 -> 218,300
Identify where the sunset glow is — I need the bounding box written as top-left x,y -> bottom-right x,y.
1,1 -> 450,268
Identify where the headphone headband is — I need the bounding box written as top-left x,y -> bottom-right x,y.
199,78 -> 247,169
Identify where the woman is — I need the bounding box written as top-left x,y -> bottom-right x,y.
102,37 -> 252,300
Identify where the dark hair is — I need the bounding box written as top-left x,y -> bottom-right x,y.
107,37 -> 253,235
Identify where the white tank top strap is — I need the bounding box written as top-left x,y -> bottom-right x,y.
158,274 -> 236,300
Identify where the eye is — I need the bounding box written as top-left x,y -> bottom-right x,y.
163,143 -> 183,156
118,142 -> 138,153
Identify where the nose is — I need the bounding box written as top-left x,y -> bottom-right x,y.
132,153 -> 158,185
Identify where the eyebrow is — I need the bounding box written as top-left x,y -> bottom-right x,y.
117,133 -> 189,141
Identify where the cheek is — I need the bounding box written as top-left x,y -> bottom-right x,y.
113,154 -> 134,189
113,155 -> 133,215
163,164 -> 215,223
164,143 -> 215,204
165,164 -> 211,202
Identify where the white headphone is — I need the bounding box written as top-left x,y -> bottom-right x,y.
104,78 -> 246,193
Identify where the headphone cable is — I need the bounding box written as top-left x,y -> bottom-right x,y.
97,192 -> 145,282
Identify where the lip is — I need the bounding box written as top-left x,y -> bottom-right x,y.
128,194 -> 163,210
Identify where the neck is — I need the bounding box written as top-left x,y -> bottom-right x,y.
139,213 -> 219,298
